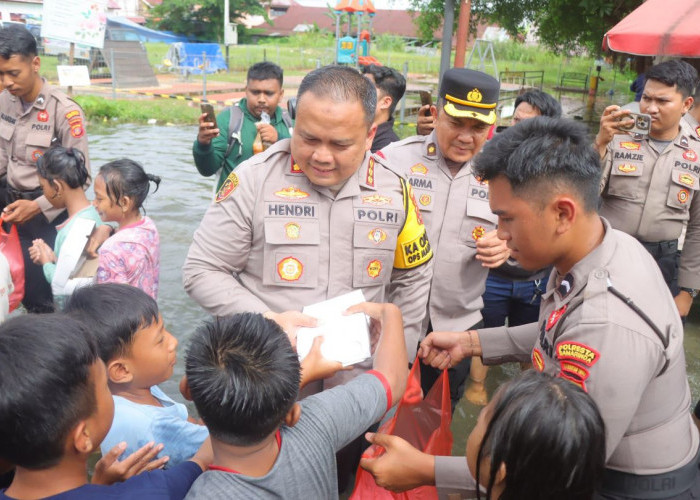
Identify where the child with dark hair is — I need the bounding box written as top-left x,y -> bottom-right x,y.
93,158 -> 161,299
360,370 -> 606,500
0,313 -> 212,499
28,146 -> 103,299
183,302 -> 408,499
64,283 -> 210,467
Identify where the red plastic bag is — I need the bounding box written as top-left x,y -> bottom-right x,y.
350,358 -> 453,500
0,221 -> 25,312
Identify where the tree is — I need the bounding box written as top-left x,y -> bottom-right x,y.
147,0 -> 267,42
408,0 -> 643,54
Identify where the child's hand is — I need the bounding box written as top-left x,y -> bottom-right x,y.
345,302 -> 400,354
86,224 -> 113,257
300,336 -> 350,388
28,239 -> 55,265
91,441 -> 169,485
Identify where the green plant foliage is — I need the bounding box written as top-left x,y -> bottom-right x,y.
74,95 -> 196,124
147,0 -> 267,42
408,0 -> 643,54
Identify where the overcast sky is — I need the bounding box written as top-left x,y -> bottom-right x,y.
296,0 -> 412,9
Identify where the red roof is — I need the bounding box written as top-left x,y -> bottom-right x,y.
255,5 -> 425,39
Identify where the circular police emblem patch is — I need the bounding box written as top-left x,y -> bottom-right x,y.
472,226 -> 486,241
678,188 -> 690,204
277,257 -> 303,281
367,259 -> 382,278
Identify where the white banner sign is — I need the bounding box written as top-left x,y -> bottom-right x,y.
57,65 -> 91,87
41,0 -> 107,49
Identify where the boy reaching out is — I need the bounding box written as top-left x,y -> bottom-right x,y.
184,302 -> 407,499
0,314 -> 213,499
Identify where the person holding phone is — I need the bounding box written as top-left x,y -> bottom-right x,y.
192,62 -> 292,191
595,60 -> 699,318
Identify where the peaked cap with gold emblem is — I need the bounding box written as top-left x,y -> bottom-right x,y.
440,68 -> 500,125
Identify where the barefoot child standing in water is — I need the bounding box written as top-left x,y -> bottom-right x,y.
93,159 -> 160,299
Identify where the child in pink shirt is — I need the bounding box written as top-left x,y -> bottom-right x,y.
94,159 -> 161,299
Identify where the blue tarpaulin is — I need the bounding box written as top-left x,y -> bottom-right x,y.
106,17 -> 188,43
165,43 -> 227,74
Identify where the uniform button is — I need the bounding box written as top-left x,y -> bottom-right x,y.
594,269 -> 606,279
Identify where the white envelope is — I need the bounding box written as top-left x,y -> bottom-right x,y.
296,290 -> 371,367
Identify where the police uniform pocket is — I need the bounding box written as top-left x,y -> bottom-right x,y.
353,248 -> 394,288
667,169 -> 698,210
25,127 -> 53,164
353,222 -> 398,251
607,162 -> 643,200
459,200 -> 497,248
262,219 -> 319,288
0,118 -> 14,141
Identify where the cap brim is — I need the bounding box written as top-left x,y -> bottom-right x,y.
443,102 -> 497,125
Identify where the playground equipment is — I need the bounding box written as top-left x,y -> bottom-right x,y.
334,0 -> 380,67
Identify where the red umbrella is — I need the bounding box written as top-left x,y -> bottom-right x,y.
602,0 -> 700,56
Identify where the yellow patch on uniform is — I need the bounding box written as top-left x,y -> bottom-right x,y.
368,228 -> 387,244
418,194 -> 431,206
617,164 -> 636,173
471,226 -> 486,241
696,126 -> 700,139
367,259 -> 382,278
678,188 -> 690,204
65,110 -> 81,121
555,342 -> 600,367
274,186 -> 309,199
427,143 -> 436,156
619,141 -> 641,150
532,349 -> 544,372
362,194 -> 392,206
365,157 -> 375,187
410,163 -> 428,175
277,256 -> 303,281
683,149 -> 698,162
284,222 -> 301,240
215,172 -> 239,203
679,173 -> 695,186
31,150 -> 43,162
394,183 -> 432,269
290,161 -> 302,173
560,360 -> 589,381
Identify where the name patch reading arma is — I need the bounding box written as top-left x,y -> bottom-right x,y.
409,177 -> 433,189
267,203 -> 317,218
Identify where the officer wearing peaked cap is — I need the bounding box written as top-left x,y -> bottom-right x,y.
380,68 -> 510,410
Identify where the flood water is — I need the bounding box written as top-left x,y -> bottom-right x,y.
88,123 -> 700,456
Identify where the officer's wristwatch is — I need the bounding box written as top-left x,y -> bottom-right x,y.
681,287 -> 699,298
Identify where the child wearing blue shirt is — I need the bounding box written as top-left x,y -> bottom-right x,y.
65,283 -> 209,466
0,314 -> 212,500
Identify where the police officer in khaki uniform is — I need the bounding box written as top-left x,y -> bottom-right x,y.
184,65 -> 433,493
0,25 -> 89,313
594,60 -> 699,318
380,68 -> 509,409
362,118 -> 700,499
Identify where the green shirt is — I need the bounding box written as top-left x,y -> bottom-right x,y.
43,205 -> 104,284
192,98 -> 292,190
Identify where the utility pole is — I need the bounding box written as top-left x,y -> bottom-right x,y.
454,0 -> 471,68
224,0 -> 230,71
439,0 -> 455,81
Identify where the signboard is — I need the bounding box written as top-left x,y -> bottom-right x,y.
57,65 -> 91,87
41,0 -> 107,49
